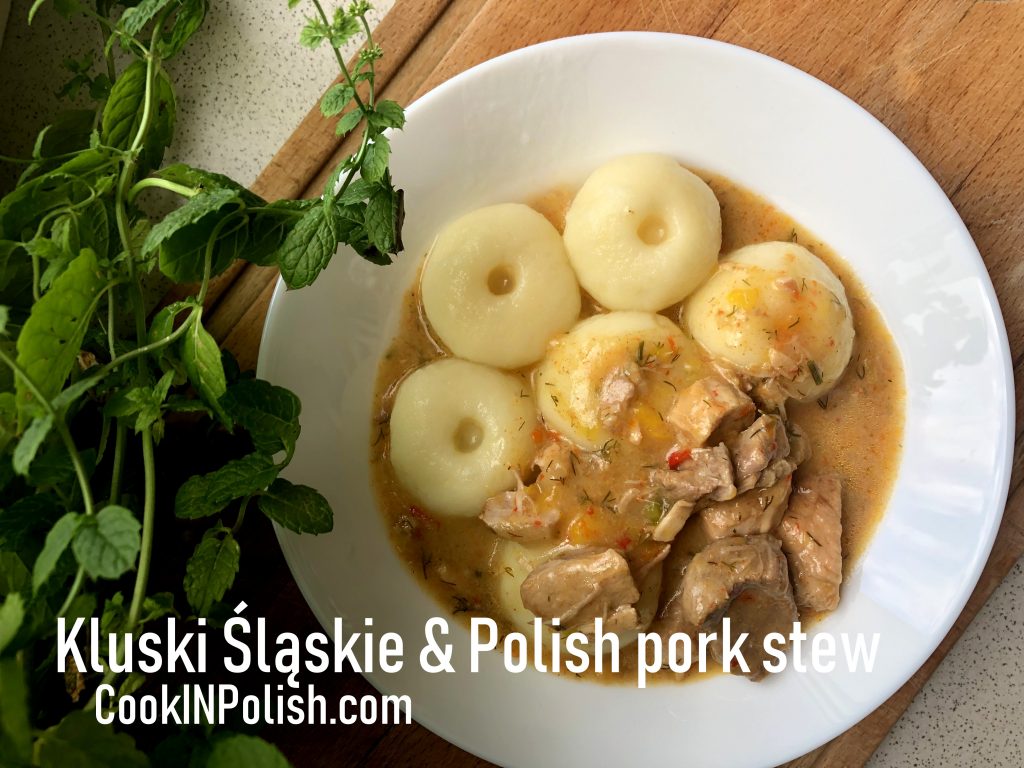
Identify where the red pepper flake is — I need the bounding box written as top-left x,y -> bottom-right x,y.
616,535 -> 632,550
667,336 -> 678,353
667,449 -> 691,470
586,506 -> 596,516
531,427 -> 545,445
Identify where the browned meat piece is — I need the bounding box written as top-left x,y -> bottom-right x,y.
700,474 -> 793,540
480,478 -> 558,541
665,375 -> 756,447
750,377 -> 789,415
776,475 -> 843,612
681,535 -> 798,680
520,548 -> 640,630
731,414 -> 789,493
761,424 -> 810,486
649,444 -> 737,506
597,362 -> 641,429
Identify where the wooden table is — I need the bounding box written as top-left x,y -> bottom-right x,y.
209,2 -> 1024,765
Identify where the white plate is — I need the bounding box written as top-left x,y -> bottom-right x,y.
257,33 -> 1013,768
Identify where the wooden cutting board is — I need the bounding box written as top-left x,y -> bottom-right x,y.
207,1 -> 1024,765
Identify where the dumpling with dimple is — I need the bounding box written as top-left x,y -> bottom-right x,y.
562,154 -> 722,311
420,203 -> 581,369
389,359 -> 537,516
535,311 -> 708,450
683,242 -> 854,399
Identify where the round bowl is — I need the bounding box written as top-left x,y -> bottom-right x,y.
257,32 -> 1013,768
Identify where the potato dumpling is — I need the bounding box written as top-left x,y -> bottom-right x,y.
494,542 -> 556,637
562,154 -> 722,311
683,242 -> 854,399
390,359 -> 537,516
535,312 -> 707,450
420,203 -> 581,369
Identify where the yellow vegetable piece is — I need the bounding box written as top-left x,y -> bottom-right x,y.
726,286 -> 760,310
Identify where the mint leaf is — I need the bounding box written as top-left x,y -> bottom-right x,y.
33,512 -> 81,592
0,593 -> 24,655
101,62 -> 175,171
207,734 -> 290,768
120,0 -> 174,36
299,18 -> 330,48
0,494 -> 62,554
158,0 -> 207,59
334,108 -> 363,138
364,182 -> 399,259
143,188 -> 240,256
182,317 -> 229,424
320,84 -> 355,117
14,248 -> 106,422
104,372 -> 173,433
184,528 -> 239,616
175,453 -> 278,519
36,710 -> 148,768
143,188 -> 242,281
139,591 -> 176,625
12,413 -> 53,476
220,378 -> 300,456
101,63 -> 147,148
328,9 -> 361,47
0,656 -> 30,763
360,134 -> 390,183
148,300 -> 193,344
71,505 -> 140,580
258,479 -> 333,534
276,203 -> 338,289
368,100 -> 405,131
51,373 -> 103,411
29,445 -> 95,490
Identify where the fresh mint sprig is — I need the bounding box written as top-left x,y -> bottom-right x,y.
0,1 -> 403,764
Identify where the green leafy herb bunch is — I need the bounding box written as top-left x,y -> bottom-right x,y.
0,0 -> 404,764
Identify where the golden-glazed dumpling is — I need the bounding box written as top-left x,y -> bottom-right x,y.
389,359 -> 537,516
562,154 -> 722,311
683,242 -> 854,399
535,311 -> 707,450
420,203 -> 581,369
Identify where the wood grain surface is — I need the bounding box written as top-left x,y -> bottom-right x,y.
209,1 -> 1024,766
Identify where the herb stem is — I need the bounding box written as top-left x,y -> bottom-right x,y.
109,421 -> 126,504
115,18 -> 168,354
232,496 -> 251,534
358,12 -> 376,104
126,428 -> 156,630
310,0 -> 368,115
127,177 -> 198,203
56,567 -> 85,617
30,249 -> 41,302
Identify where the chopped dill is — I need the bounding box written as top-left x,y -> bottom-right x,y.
808,359 -> 824,385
